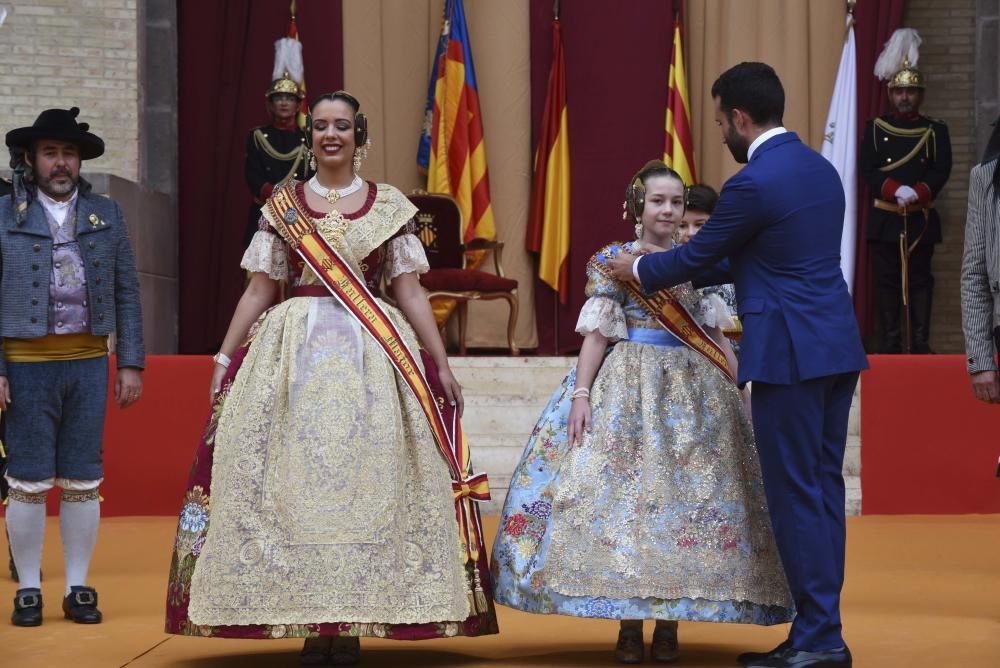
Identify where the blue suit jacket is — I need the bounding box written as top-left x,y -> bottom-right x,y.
638,132 -> 868,385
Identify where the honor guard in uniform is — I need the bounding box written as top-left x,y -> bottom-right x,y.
243,37 -> 312,249
862,28 -> 952,353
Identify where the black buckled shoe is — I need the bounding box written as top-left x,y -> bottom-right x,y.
62,586 -> 102,624
12,588 -> 43,626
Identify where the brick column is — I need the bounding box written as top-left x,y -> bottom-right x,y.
977,1 -> 1000,153
902,0 -> 977,354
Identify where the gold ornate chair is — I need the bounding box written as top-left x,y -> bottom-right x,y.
408,191 -> 519,355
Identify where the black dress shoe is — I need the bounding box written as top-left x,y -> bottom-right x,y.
738,640 -> 791,665
746,645 -> 852,668
62,586 -> 102,624
11,588 -> 43,626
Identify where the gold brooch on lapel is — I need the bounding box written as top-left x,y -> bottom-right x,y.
88,214 -> 105,228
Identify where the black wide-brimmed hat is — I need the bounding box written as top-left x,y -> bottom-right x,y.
5,107 -> 105,160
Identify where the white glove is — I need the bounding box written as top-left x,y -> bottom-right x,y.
894,185 -> 918,205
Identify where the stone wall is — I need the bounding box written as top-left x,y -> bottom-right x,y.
85,174 -> 177,353
902,0 -> 977,353
0,0 -> 140,182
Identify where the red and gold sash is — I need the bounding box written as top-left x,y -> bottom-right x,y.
265,185 -> 490,562
592,256 -> 735,383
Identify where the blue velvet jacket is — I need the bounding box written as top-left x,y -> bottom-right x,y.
0,181 -> 144,375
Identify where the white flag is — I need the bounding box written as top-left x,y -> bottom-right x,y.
821,15 -> 858,293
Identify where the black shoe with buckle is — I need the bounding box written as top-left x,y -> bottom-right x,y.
12,587 -> 43,626
62,586 -> 102,624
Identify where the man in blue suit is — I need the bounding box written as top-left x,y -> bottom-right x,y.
609,62 -> 867,668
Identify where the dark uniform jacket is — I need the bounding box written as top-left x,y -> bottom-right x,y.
244,123 -> 311,247
0,181 -> 145,377
860,113 -> 952,244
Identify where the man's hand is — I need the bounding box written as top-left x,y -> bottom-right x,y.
971,370 -> 1000,404
115,367 -> 143,409
0,376 -> 10,410
607,252 -> 640,283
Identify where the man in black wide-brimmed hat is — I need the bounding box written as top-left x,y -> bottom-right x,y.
0,107 -> 144,627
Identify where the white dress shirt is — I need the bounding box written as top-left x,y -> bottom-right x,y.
37,187 -> 79,228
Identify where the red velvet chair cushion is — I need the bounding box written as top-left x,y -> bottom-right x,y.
420,268 -> 518,293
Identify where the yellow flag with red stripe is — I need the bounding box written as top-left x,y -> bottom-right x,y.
526,18 -> 571,303
664,15 -> 696,186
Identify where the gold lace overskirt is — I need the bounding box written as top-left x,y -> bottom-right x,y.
543,342 -> 791,608
187,184 -> 470,627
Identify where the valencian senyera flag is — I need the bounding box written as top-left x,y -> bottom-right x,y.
417,0 -> 496,244
821,12 -> 858,293
664,13 -> 696,186
526,18 -> 571,303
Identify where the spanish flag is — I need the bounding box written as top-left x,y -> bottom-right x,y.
418,0 -> 496,243
664,13 -> 696,185
526,18 -> 571,304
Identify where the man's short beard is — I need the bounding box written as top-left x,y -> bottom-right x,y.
36,170 -> 78,198
725,126 -> 750,164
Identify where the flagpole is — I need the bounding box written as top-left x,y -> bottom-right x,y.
551,0 -> 560,353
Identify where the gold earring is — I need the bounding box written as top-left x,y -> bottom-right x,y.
308,148 -> 316,172
353,139 -> 371,174
634,223 -> 643,238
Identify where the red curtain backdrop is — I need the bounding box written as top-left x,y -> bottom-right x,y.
529,0 -> 675,354
851,0 -> 907,339
177,0 -> 343,353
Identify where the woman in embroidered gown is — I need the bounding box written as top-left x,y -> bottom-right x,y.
491,162 -> 792,665
165,92 -> 498,665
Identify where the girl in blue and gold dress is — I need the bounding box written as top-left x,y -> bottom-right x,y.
491,162 -> 792,664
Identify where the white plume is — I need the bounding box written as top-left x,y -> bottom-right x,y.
874,28 -> 921,81
272,37 -> 303,84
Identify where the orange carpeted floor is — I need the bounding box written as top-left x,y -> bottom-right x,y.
1,514 -> 998,667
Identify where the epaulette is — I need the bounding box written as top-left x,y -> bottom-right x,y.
923,115 -> 947,126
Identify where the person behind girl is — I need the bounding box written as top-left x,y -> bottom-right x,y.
491,161 -> 791,664
677,183 -> 740,351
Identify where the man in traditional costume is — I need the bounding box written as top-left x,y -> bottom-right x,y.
1,107 -> 144,627
861,28 -> 952,353
242,37 -> 312,249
